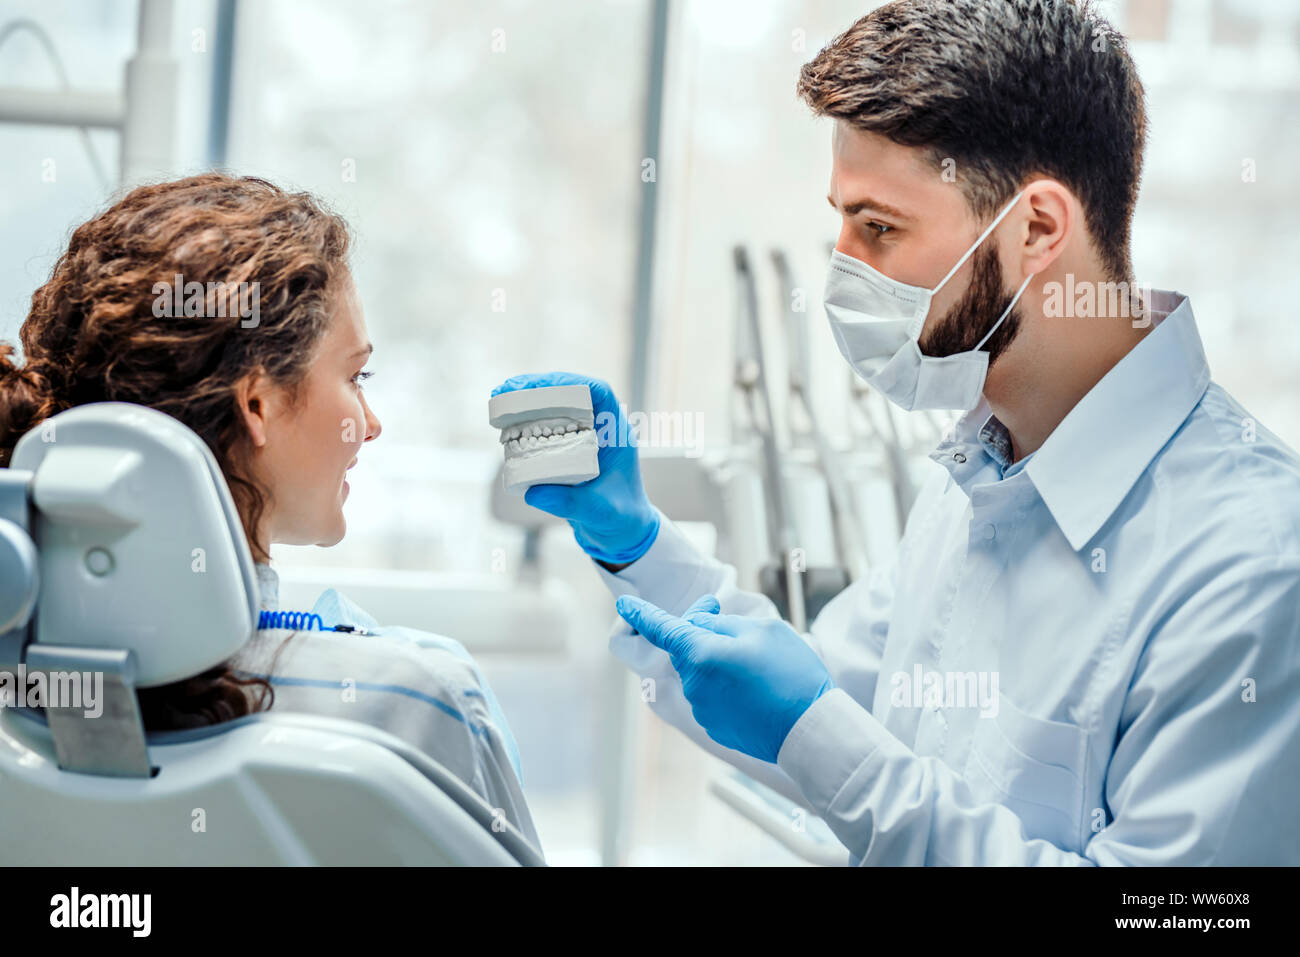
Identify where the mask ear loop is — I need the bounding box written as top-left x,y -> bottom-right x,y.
974,270 -> 1036,352
930,189 -> 1026,296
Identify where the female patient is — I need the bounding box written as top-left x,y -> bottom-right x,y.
0,173 -> 538,850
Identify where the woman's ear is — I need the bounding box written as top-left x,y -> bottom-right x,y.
235,370 -> 272,448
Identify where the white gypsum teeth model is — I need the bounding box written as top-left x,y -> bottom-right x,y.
488,384 -> 600,494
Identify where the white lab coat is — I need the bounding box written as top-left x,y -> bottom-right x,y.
589,292 -> 1300,866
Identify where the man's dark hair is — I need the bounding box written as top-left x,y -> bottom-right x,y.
797,0 -> 1146,283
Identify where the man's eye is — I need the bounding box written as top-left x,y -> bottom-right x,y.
866,221 -> 893,237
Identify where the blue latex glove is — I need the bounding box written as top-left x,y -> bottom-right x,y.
615,593 -> 835,763
490,371 -> 660,565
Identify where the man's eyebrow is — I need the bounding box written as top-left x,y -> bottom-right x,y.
827,193 -> 911,221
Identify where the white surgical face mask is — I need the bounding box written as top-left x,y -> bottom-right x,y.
823,190 -> 1034,411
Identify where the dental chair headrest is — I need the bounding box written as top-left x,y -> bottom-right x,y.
8,402 -> 259,686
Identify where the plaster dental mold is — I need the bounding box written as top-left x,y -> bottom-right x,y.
488,384 -> 600,494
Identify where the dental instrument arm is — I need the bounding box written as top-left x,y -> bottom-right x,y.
772,248 -> 868,583
849,374 -> 915,534
733,245 -> 807,632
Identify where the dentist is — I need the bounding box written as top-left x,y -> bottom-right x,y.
494,0 -> 1300,865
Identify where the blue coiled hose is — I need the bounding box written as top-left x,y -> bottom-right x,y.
257,609 -> 371,635
258,609 -> 325,631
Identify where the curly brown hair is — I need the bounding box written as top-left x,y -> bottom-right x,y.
0,172 -> 353,729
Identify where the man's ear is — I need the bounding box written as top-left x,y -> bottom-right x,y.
1020,178 -> 1071,276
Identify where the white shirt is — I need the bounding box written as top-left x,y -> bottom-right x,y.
234,563 -> 541,853
596,289 -> 1300,865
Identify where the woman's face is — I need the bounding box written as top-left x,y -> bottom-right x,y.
239,274 -> 382,555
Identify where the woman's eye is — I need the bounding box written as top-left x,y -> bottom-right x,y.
352,370 -> 374,387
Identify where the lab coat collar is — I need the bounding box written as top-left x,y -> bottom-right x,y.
935,289 -> 1210,551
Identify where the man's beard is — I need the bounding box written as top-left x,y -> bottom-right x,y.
918,243 -> 1024,367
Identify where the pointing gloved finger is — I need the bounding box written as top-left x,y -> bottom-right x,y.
682,594 -> 721,619
684,611 -> 762,637
615,595 -> 707,662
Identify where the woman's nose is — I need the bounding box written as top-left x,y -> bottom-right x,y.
362,395 -> 382,442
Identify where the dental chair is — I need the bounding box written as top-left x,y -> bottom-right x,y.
0,402 -> 544,866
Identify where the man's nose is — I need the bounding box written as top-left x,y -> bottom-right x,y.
835,220 -> 864,260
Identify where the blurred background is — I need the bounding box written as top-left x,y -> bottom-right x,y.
1,0 -> 1296,865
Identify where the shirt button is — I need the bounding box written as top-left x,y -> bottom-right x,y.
953,452 -> 967,463
982,523 -> 996,540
